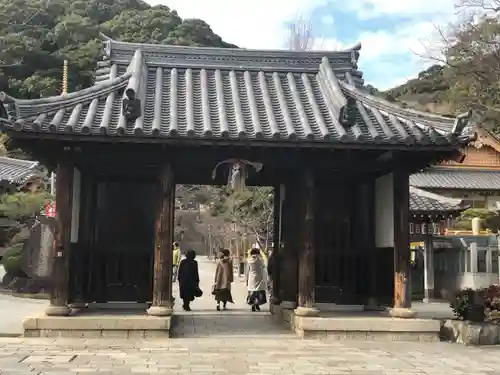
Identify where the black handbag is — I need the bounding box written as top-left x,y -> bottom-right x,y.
194,286 -> 203,298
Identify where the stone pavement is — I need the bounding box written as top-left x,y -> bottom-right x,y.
171,258 -> 288,338
1,258 -> 489,375
1,336 -> 500,375
0,266 -> 47,336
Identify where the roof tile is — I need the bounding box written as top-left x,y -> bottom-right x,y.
411,168 -> 500,190
0,37 -> 473,147
410,186 -> 467,213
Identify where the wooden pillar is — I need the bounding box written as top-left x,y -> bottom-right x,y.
45,161 -> 74,316
270,185 -> 282,305
280,183 -> 298,309
147,163 -> 175,316
295,169 -> 319,316
390,170 -> 416,318
423,233 -> 435,303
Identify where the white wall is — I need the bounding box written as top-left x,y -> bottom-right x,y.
457,273 -> 498,290
70,167 -> 81,243
487,196 -> 500,211
375,173 -> 394,248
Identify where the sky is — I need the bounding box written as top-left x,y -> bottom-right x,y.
147,0 -> 459,90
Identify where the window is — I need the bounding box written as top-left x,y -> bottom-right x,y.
493,250 -> 499,275
478,249 -> 487,273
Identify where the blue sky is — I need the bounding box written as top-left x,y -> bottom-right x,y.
149,0 -> 457,90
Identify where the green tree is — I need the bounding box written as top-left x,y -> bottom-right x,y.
0,0 -> 236,98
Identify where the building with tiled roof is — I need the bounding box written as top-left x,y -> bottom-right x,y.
411,126 -> 500,211
0,156 -> 46,193
0,35 -> 475,325
0,35 -> 472,148
410,186 -> 467,216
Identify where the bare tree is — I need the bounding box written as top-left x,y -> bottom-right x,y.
457,0 -> 500,12
286,13 -> 316,51
414,7 -> 500,131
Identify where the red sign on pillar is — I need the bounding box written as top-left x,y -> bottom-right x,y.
45,201 -> 56,217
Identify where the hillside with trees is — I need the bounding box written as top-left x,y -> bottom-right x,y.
0,0 -> 242,288
0,0 -> 236,99
382,1 -> 500,134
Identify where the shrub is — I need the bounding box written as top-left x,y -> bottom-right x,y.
450,288 -> 486,322
485,284 -> 500,311
2,242 -> 25,277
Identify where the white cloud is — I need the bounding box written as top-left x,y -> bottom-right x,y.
146,0 -> 328,49
321,15 -> 335,25
343,0 -> 456,20
144,0 -> 463,90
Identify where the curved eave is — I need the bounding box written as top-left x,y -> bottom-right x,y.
0,70 -> 131,121
411,208 -> 467,218
340,81 -> 456,126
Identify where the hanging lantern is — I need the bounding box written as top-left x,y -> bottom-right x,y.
212,158 -> 263,192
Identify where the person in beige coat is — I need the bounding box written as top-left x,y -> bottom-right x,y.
212,249 -> 234,311
245,248 -> 268,312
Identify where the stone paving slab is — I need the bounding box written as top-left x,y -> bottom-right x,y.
0,337 -> 499,375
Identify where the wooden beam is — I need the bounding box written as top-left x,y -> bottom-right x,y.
147,163 -> 175,316
45,161 -> 73,316
295,169 -> 319,316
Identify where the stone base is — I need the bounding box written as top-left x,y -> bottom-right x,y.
147,305 -> 173,317
23,314 -> 172,338
294,306 -> 320,317
271,305 -> 440,342
441,319 -> 500,346
45,305 -> 71,317
316,303 -> 364,312
389,308 -> 418,319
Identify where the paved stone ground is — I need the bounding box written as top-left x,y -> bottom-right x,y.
0,266 -> 47,336
1,259 -> 492,375
171,258 -> 287,338
1,336 -> 500,374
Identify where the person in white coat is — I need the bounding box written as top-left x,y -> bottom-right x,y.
245,248 -> 268,312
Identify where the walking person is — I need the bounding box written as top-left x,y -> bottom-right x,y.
212,249 -> 234,311
246,248 -> 268,312
177,250 -> 201,311
172,242 -> 181,282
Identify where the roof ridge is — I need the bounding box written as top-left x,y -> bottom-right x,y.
99,34 -> 364,76
409,186 -> 464,206
101,33 -> 362,60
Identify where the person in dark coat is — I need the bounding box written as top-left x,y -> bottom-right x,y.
177,249 -> 200,311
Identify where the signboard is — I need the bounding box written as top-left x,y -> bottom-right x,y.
45,200 -> 56,217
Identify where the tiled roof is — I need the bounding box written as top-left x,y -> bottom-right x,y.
0,36 -> 473,147
410,168 -> 500,190
0,156 -> 41,184
410,186 -> 466,213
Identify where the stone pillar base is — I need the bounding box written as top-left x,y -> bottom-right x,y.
147,305 -> 173,317
45,305 -> 71,316
294,306 -> 320,317
389,307 -> 417,319
281,300 -> 297,309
